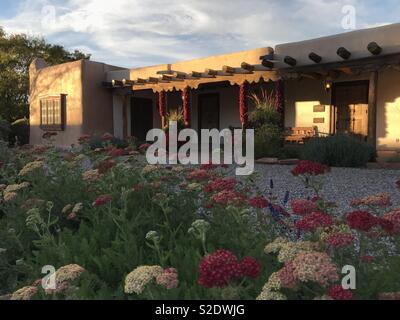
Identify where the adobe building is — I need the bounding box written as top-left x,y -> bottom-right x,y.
29,23 -> 400,159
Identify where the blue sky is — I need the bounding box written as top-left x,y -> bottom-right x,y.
0,0 -> 399,68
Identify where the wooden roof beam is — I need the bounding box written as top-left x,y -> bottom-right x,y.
161,74 -> 184,82
205,68 -> 233,76
309,52 -> 322,64
190,71 -> 216,78
367,42 -> 382,56
222,65 -> 253,74
337,47 -> 352,60
284,56 -> 297,67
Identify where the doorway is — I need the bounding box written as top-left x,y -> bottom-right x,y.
131,97 -> 153,142
198,93 -> 220,130
332,81 -> 369,140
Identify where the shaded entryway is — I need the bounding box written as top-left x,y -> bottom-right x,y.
333,81 -> 369,140
131,97 -> 153,142
198,93 -> 220,130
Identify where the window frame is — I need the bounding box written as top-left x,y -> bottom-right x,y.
39,94 -> 66,131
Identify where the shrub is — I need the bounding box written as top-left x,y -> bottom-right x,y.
248,91 -> 281,128
0,117 -> 11,142
301,134 -> 376,167
254,124 -> 282,159
11,118 -> 30,146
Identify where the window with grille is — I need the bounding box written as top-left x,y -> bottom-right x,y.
40,95 -> 66,131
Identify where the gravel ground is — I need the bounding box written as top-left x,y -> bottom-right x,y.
254,165 -> 400,216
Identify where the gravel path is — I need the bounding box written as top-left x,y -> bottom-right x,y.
255,165 -> 400,215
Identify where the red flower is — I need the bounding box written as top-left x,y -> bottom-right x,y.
108,148 -> 129,158
102,133 -> 114,141
326,233 -> 354,249
198,250 -> 241,288
291,199 -> 318,216
346,211 -> 379,232
292,160 -> 330,177
198,250 -> 261,288
204,178 -> 237,193
93,194 -> 113,207
295,211 -> 333,232
97,159 -> 116,174
248,197 -> 269,209
78,134 -> 91,144
239,257 -> 262,279
396,180 -> 400,189
212,190 -> 246,206
328,285 -> 354,300
187,169 -> 211,181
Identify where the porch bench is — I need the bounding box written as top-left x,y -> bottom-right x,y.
284,127 -> 318,144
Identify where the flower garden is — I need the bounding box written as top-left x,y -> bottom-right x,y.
1,136 -> 400,301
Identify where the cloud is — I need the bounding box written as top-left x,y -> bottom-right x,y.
0,0 -> 399,68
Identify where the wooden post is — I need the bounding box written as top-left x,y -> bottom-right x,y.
368,71 -> 378,148
159,91 -> 165,128
122,94 -> 128,139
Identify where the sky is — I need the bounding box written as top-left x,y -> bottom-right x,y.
0,0 -> 399,68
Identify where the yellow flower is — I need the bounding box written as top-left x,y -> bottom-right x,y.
10,286 -> 38,300
4,192 -> 18,202
142,165 -> 159,175
124,266 -> 163,295
82,169 -> 101,182
257,289 -> 287,301
19,161 -> 44,176
55,264 -> 85,285
4,182 -> 30,194
265,238 -> 318,263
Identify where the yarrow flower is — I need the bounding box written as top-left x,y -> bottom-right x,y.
291,199 -> 318,216
155,268 -> 179,290
295,211 -> 333,232
212,190 -> 246,206
248,197 -> 269,209
198,250 -> 261,288
264,238 -> 319,263
82,169 -> 101,182
108,148 -> 129,158
124,266 -> 164,294
396,180 -> 400,189
10,286 -> 38,300
4,182 -> 30,194
97,159 -> 116,174
18,161 -> 44,176
351,193 -> 392,208
383,209 -> 400,234
187,169 -> 211,181
328,285 -> 354,300
291,160 -> 330,177
378,292 -> 400,300
93,194 -> 113,207
204,178 -> 237,193
346,211 -> 379,232
55,264 -> 85,285
326,233 -> 354,249
3,192 -> 18,202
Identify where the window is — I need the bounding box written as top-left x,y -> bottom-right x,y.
40,95 -> 66,131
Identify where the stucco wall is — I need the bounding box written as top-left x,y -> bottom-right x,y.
30,60 -> 84,146
376,69 -> 400,151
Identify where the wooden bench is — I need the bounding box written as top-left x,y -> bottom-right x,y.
284,126 -> 318,144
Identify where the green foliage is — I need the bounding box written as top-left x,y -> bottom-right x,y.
302,134 -> 376,167
0,27 -> 90,122
248,91 -> 283,158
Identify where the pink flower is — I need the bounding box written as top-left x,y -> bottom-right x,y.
396,180 -> 400,189
291,199 -> 318,216
326,233 -> 354,249
212,190 -> 246,206
383,209 -> 400,234
204,178 -> 237,193
156,268 -> 179,290
291,160 -> 330,177
328,285 -> 354,300
248,197 -> 269,209
78,134 -> 91,144
361,255 -> 375,263
295,211 -> 333,232
187,170 -> 211,181
93,194 -> 113,207
102,133 -> 114,141
277,262 -> 298,289
346,211 -> 379,232
108,148 -> 129,158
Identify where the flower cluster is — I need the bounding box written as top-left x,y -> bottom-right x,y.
62,203 -> 83,221
248,197 -> 269,209
54,264 -> 86,286
328,285 -> 354,300
295,211 -> 333,232
108,148 -> 129,158
212,190 -> 246,206
198,250 -> 261,288
346,211 -> 379,232
93,194 -> 113,207
97,159 -> 116,174
204,178 -> 237,193
326,233 -> 354,249
82,169 -> 101,182
18,161 -> 44,176
291,160 -> 330,177
383,209 -> 400,234
10,286 -> 38,300
187,169 -> 211,181
291,199 -> 318,216
155,268 -> 179,290
396,180 -> 400,189
264,237 -> 319,263
124,266 -> 164,294
351,193 -> 392,208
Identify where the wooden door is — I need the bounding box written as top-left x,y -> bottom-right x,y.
131,98 -> 153,142
333,81 -> 369,140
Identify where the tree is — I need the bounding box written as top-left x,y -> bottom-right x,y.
0,27 -> 90,122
